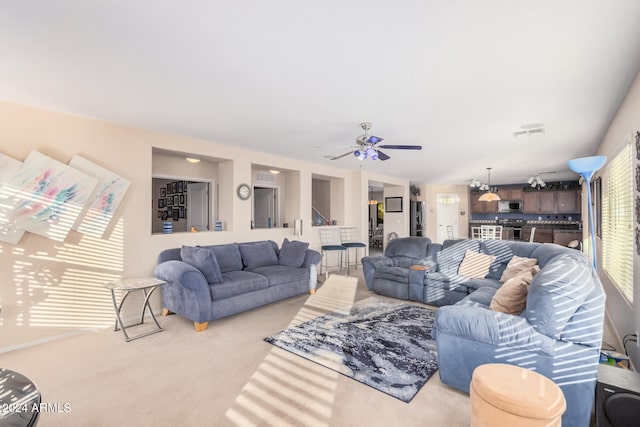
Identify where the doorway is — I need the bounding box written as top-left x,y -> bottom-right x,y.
187,182 -> 210,232
436,194 -> 459,243
253,186 -> 278,228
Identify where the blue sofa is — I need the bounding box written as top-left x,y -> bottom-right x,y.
153,239 -> 321,331
363,237 -> 605,427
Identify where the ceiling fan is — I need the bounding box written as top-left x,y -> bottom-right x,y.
327,122 -> 422,161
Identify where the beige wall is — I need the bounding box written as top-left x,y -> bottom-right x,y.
593,69 -> 640,367
0,101 -> 408,350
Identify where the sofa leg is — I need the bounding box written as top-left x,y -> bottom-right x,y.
162,308 -> 172,316
309,289 -> 316,295
194,321 -> 208,332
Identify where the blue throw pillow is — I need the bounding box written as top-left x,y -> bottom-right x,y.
180,246 -> 223,284
239,241 -> 279,269
279,238 -> 309,267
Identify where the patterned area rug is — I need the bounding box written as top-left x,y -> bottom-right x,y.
264,297 -> 438,402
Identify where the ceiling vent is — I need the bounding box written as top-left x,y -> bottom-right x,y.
513,124 -> 545,138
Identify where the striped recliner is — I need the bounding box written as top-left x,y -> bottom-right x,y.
435,242 -> 605,427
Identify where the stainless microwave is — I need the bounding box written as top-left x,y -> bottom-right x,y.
498,200 -> 523,213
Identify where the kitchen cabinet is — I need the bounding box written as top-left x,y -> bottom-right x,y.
470,192 -> 498,214
553,230 -> 582,246
556,189 -> 581,214
498,187 -> 523,200
522,189 -> 581,214
522,226 -> 553,243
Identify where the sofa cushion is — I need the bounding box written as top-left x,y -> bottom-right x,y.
458,250 -> 496,279
438,240 -> 480,275
524,254 -> 592,338
180,246 -> 223,284
385,237 -> 432,259
248,264 -> 309,286
204,243 -> 244,273
374,266 -> 410,283
490,266 -> 538,315
279,238 -> 309,267
210,271 -> 269,300
500,255 -> 538,283
239,241 -> 279,269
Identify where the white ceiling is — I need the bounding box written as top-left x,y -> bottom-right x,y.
2,1 -> 640,185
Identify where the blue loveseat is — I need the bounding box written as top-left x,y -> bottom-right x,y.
363,237 -> 605,427
153,239 -> 321,331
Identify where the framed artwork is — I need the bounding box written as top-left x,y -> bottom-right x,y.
157,210 -> 162,218
161,210 -> 169,221
7,151 -> 98,242
177,181 -> 183,193
180,194 -> 185,204
167,196 -> 172,207
0,153 -> 25,244
160,188 -> 166,197
166,183 -> 172,194
158,198 -> 165,208
69,155 -> 131,238
173,195 -> 178,205
179,206 -> 185,218
171,182 -> 177,194
385,197 -> 403,213
172,208 -> 179,221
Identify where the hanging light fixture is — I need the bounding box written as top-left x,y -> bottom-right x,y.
368,187 -> 378,205
478,167 -> 501,201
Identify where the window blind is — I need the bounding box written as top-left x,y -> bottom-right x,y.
602,143 -> 634,303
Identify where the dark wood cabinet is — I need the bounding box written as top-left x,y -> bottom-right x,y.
497,188 -> 524,200
539,191 -> 555,213
553,230 -> 583,246
523,192 -> 541,214
522,189 -> 581,215
523,226 -> 553,243
556,189 -> 581,213
470,192 -> 498,214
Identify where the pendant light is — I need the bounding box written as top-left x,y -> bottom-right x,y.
478,167 -> 501,202
368,187 -> 378,205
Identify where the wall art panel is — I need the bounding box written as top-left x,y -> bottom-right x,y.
69,155 -> 131,238
6,151 -> 97,242
0,153 -> 25,244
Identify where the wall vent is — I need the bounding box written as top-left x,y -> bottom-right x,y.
256,172 -> 276,184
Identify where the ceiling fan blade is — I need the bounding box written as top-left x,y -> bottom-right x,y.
377,145 -> 422,150
367,135 -> 384,144
377,150 -> 391,161
329,151 -> 354,160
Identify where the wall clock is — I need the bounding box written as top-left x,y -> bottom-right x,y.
237,183 -> 251,200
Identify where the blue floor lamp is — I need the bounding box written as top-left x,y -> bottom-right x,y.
567,156 -> 607,271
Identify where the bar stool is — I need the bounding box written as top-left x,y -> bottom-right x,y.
318,228 -> 347,279
340,227 -> 367,274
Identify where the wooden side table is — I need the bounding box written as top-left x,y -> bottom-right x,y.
409,264 -> 430,302
103,277 -> 166,342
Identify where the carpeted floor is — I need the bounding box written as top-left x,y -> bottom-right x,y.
0,267 -> 616,426
265,295 -> 438,402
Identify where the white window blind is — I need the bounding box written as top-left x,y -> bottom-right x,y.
602,143 -> 634,303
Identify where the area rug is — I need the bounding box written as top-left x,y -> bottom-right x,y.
264,297 -> 438,402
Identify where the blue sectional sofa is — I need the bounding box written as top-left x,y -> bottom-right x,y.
153,239 -> 321,331
362,237 -> 605,427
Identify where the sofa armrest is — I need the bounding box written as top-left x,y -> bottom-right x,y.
153,260 -> 213,323
302,249 -> 322,268
361,256 -> 394,290
435,305 -> 555,354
